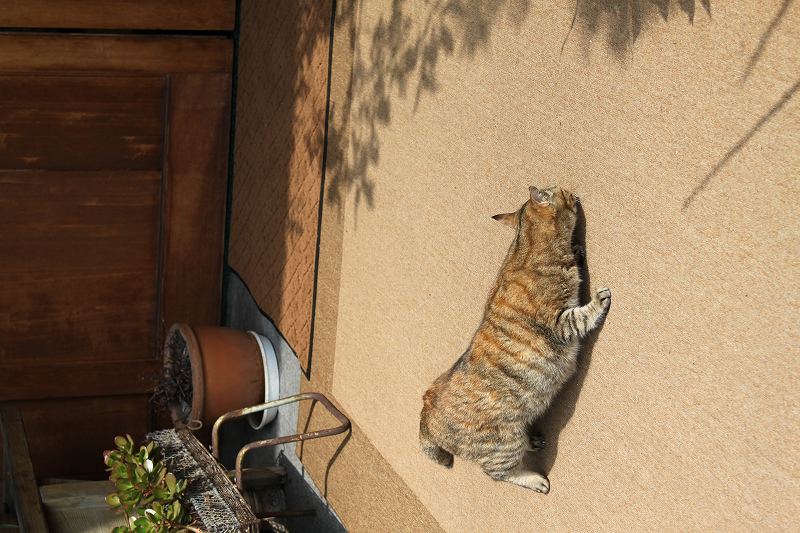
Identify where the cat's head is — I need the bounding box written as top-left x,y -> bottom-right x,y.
492,185 -> 579,239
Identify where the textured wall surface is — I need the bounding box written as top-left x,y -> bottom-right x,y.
229,0 -> 332,368
311,1 -> 800,531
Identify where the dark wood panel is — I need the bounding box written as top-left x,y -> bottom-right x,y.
0,170 -> 161,230
0,361 -> 159,401
0,171 -> 161,270
0,76 -> 164,171
0,34 -> 233,74
18,396 -> 150,479
0,171 -> 161,365
161,73 -> 231,331
0,271 -> 157,365
0,0 -> 235,31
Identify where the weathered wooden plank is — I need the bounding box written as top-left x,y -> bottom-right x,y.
0,76 -> 164,171
160,73 -> 231,332
0,170 -> 161,366
0,361 -> 159,401
0,34 -> 233,74
0,0 -> 235,31
0,406 -> 48,532
18,397 -> 150,480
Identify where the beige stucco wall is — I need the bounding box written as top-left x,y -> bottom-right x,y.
317,1 -> 799,531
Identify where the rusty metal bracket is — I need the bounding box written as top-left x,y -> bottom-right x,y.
211,392 -> 351,491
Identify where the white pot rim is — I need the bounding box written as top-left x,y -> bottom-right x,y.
247,331 -> 281,429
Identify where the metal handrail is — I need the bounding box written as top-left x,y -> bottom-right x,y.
211,392 -> 351,491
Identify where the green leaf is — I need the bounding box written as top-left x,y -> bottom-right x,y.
155,466 -> 166,485
114,464 -> 127,478
105,493 -> 121,508
116,479 -> 133,492
114,436 -> 128,449
122,488 -> 141,506
169,500 -> 181,521
164,473 -> 176,493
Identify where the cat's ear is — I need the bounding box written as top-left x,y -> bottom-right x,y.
530,186 -> 549,206
491,211 -> 517,228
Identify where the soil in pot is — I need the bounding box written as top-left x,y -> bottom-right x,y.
151,328 -> 193,425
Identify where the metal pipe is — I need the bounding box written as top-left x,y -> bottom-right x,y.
211,392 -> 351,491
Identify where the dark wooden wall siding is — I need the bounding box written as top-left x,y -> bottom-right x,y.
0,28 -> 232,479
0,0 -> 235,31
0,171 -> 162,365
161,72 -> 232,332
0,76 -> 164,170
0,34 -> 233,74
17,396 -> 151,480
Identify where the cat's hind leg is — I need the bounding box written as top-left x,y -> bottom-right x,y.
481,444 -> 550,494
486,463 -> 550,494
420,436 -> 454,468
526,432 -> 546,452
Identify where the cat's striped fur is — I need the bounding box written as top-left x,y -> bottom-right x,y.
419,186 -> 611,494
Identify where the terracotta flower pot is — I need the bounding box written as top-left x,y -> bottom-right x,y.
160,324 -> 279,441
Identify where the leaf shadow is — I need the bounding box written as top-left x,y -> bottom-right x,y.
561,0 -> 711,60
324,0 -> 532,216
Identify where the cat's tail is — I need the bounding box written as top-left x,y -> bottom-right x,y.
419,420 -> 454,468
420,391 -> 453,467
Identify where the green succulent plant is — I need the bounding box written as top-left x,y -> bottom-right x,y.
104,435 -> 193,533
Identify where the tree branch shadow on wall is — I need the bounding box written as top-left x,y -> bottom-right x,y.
532,203 -> 610,476
682,77 -> 800,210
681,0 -> 796,209
561,0 -> 711,60
323,0 -> 532,217
741,0 -> 793,83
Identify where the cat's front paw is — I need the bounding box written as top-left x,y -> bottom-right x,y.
594,287 -> 612,311
594,287 -> 611,302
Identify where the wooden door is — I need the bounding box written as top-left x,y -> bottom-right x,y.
0,34 -> 232,478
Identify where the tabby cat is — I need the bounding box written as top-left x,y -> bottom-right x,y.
419,185 -> 611,494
